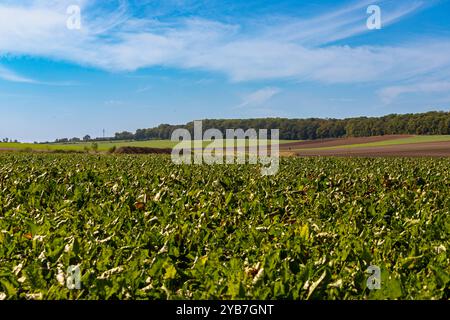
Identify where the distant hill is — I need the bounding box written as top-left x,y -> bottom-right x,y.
113,111 -> 450,141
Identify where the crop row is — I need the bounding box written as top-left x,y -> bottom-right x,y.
0,154 -> 448,299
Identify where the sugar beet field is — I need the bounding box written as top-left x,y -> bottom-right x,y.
0,154 -> 448,300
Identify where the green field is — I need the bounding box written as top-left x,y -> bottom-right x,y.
0,139 -> 298,152
0,140 -> 178,151
0,154 -> 448,300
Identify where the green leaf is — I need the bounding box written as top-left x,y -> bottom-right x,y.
0,279 -> 17,297
164,264 -> 177,280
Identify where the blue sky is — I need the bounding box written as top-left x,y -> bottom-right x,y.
1,0 -> 450,141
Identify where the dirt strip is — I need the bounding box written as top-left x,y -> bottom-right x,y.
295,141 -> 450,157
281,135 -> 414,150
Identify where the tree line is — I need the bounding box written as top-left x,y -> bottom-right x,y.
51,111 -> 450,143
113,111 -> 450,141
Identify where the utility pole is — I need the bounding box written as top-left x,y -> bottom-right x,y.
103,129 -> 105,139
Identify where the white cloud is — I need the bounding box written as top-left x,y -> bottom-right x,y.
0,66 -> 37,83
136,85 -> 152,93
104,99 -> 125,106
0,0 -> 448,88
379,82 -> 450,104
236,87 -> 281,109
0,65 -> 79,86
262,0 -> 428,46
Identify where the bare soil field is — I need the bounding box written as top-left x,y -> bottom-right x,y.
281,135 -> 413,150
115,146 -> 172,154
294,141 -> 450,157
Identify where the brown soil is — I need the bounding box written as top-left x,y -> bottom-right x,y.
281,135 -> 413,150
295,141 -> 450,157
114,146 -> 172,154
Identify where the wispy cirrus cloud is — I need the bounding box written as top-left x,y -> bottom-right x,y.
379,81 -> 450,104
0,65 -> 79,86
235,87 -> 281,109
104,99 -> 125,106
262,0 -> 429,46
0,66 -> 37,83
0,0 -> 447,88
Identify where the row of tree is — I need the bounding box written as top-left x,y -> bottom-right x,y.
52,135 -> 116,144
51,111 -> 450,143
112,111 -> 450,141
54,135 -> 92,143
